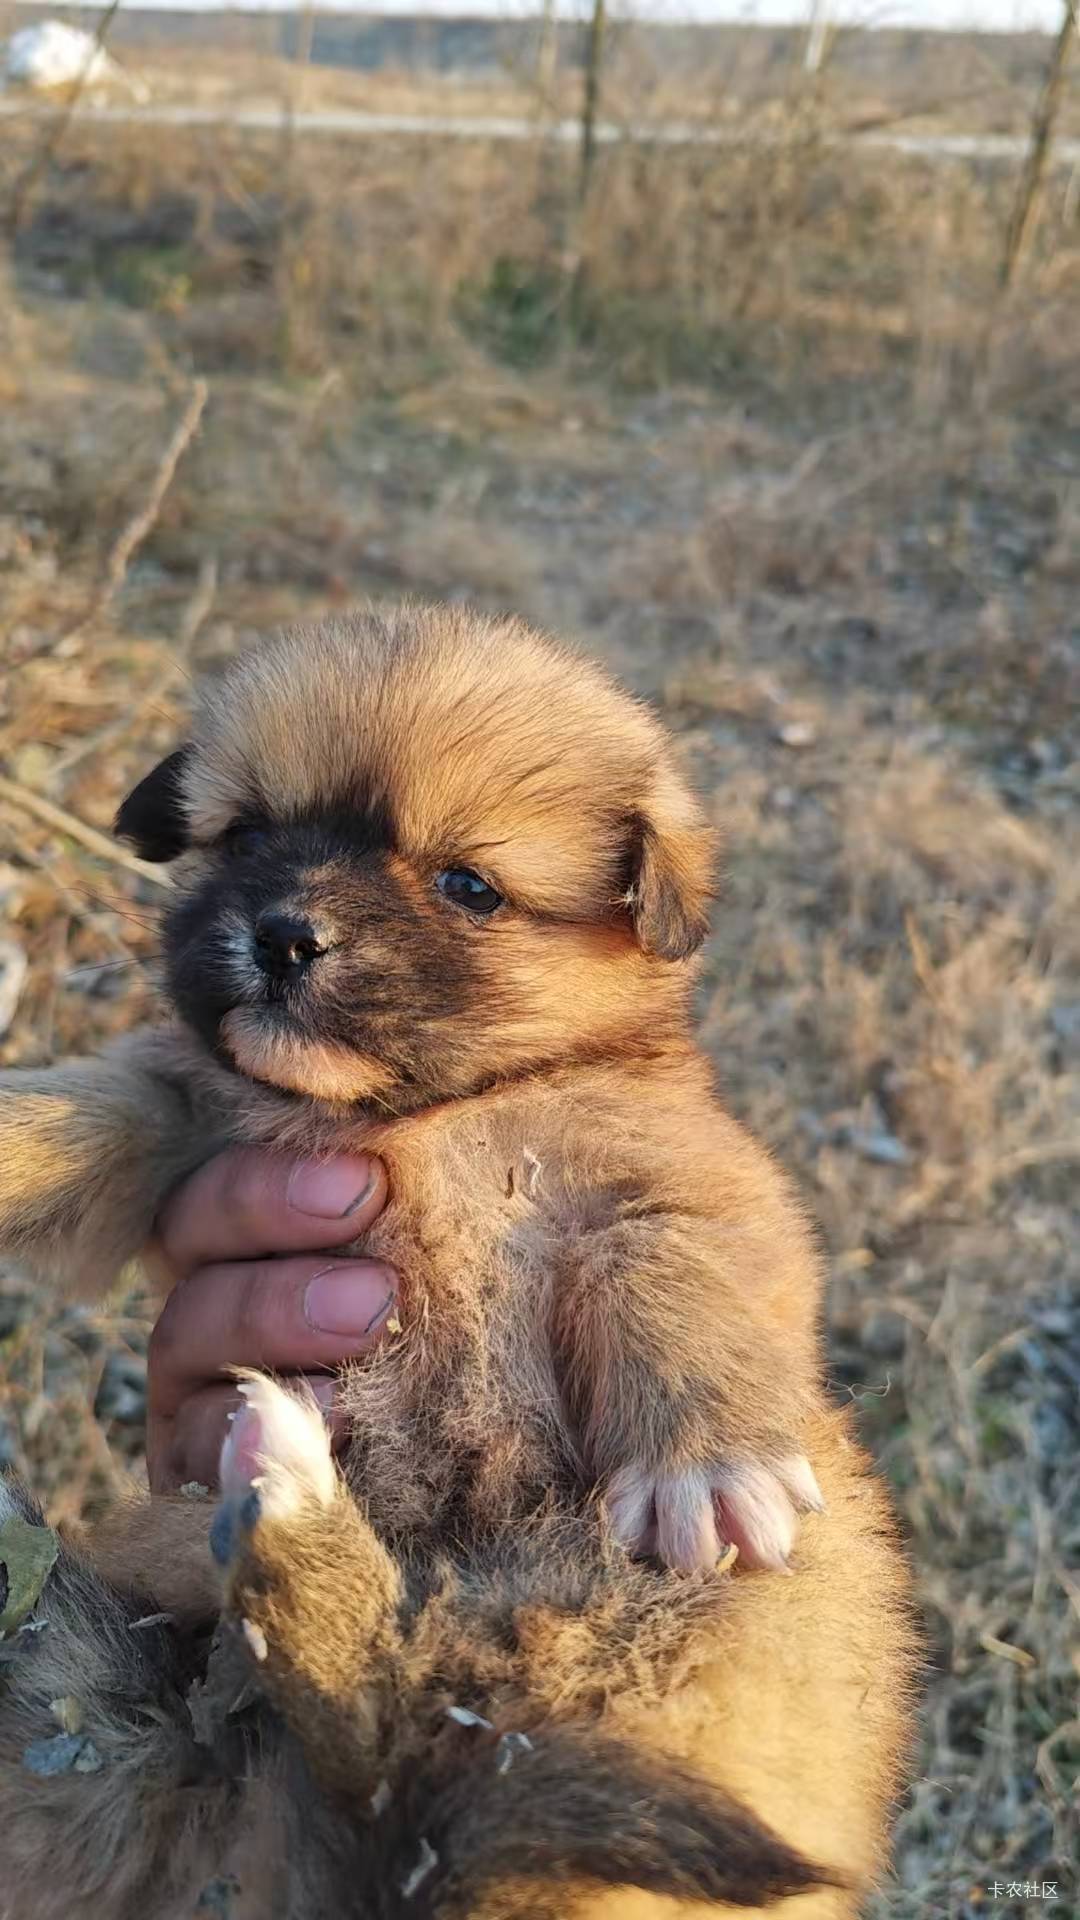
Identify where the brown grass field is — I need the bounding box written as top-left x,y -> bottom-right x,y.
0,36 -> 1077,1918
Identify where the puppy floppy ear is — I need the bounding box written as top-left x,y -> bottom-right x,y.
627,767 -> 716,961
114,747 -> 192,862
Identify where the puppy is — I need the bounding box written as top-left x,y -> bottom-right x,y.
0,607 -> 917,1914
3,607 -> 820,1571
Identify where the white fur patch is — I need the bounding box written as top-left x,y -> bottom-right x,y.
219,1373 -> 337,1523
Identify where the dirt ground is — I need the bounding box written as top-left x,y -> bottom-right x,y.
0,80 -> 1077,1920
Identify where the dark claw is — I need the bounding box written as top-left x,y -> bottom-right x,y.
209,1504 -> 235,1568
209,1489 -> 263,1568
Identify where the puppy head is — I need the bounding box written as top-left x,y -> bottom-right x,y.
117,607 -> 716,1110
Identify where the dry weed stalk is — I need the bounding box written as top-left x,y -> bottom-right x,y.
0,776 -> 173,891
579,0 -> 607,206
1001,0 -> 1079,289
66,379 -> 208,642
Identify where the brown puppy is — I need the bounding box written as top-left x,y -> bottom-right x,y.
1,607 -> 822,1574
0,608 -> 917,1914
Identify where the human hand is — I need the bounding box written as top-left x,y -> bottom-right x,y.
145,1149 -> 395,1493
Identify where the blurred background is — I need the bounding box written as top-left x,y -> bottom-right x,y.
0,1 -> 1077,1912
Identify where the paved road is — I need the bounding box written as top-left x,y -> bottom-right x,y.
2,98 -> 1079,165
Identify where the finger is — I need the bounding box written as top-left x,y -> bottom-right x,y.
152,1147 -> 388,1282
149,1374 -> 349,1495
148,1254 -> 399,1424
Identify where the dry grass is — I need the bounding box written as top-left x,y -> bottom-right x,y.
0,69 -> 1077,1920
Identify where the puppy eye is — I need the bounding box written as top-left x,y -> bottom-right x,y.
436,868 -> 503,916
221,819 -> 271,857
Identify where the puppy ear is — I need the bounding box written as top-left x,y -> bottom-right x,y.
114,747 -> 192,862
627,769 -> 716,961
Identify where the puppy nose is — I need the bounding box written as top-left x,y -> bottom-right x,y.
253,911 -> 328,981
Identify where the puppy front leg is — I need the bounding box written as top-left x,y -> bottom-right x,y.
212,1374 -> 405,1793
553,1215 -> 826,1574
0,1027 -> 223,1295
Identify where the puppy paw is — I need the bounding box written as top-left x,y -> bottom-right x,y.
211,1372 -> 336,1568
606,1454 -> 825,1574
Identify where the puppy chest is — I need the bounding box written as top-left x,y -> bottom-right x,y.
339,1134 -> 579,1534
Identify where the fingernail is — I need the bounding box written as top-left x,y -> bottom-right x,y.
288,1157 -> 377,1219
304,1263 -> 397,1338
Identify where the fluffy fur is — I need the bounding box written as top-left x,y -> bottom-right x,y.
0,607 -> 918,1914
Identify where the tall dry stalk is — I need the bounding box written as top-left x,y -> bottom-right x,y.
1001,0 -> 1079,288
535,0 -> 559,118
580,0 -> 607,206
803,0 -> 831,77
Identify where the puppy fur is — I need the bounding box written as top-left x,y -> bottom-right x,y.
0,608 -> 918,1914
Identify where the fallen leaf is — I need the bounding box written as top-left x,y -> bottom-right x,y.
0,1519 -> 58,1633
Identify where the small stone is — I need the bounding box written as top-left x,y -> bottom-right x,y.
848,1129 -> 911,1167
776,720 -> 817,749
23,1732 -> 103,1776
